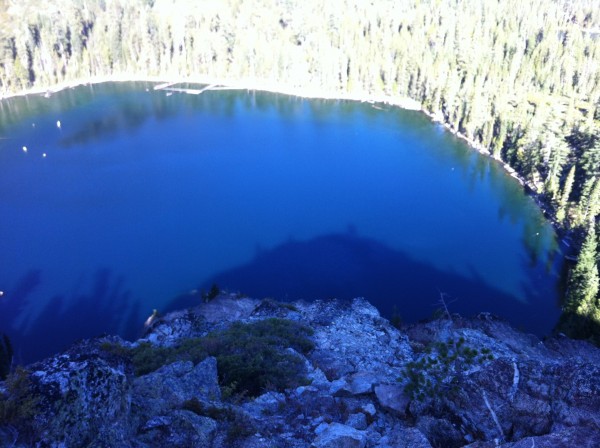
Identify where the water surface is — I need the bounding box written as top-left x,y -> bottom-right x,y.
0,82 -> 563,361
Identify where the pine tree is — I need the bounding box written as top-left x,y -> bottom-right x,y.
560,225 -> 600,342
580,138 -> 600,178
565,225 -> 599,313
556,165 -> 575,224
544,137 -> 570,198
576,177 -> 600,227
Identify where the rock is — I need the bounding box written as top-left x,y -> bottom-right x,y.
242,391 -> 285,416
311,350 -> 356,380
376,424 -> 432,448
237,434 -> 300,448
136,410 -> 217,447
361,403 -> 376,417
143,296 -> 260,346
196,296 -> 260,324
306,366 -> 331,387
2,297 -> 600,448
143,308 -> 206,346
329,378 -> 349,396
344,372 -> 379,395
306,298 -> 413,381
416,416 -> 464,448
374,384 -> 410,417
27,346 -> 131,446
313,422 -> 367,448
552,362 -> 600,428
132,357 -> 220,423
464,427 -> 600,447
345,413 -> 368,430
503,427 -> 600,447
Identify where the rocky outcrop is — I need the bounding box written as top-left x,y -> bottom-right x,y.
0,295 -> 599,447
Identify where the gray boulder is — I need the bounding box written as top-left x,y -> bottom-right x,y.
376,424 -> 432,448
314,422 -> 367,448
136,410 -> 217,447
132,357 -> 220,422
27,340 -> 132,447
374,384 -> 410,418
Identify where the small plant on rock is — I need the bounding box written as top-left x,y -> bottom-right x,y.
202,284 -> 221,302
399,337 -> 494,401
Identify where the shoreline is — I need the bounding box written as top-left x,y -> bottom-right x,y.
1,73 -> 569,243
419,108 -> 568,236
0,73 -> 423,110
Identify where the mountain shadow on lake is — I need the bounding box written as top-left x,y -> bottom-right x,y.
0,268 -> 141,363
168,232 -> 560,336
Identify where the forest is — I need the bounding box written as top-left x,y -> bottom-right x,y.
0,0 -> 599,343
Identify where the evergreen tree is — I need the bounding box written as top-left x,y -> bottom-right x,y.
556,165 -> 575,224
576,177 -> 600,227
560,225 -> 600,342
580,138 -> 600,178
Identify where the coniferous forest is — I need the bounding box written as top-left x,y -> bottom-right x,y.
1,0 -> 599,342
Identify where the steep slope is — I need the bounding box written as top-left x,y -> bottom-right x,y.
1,295 -> 598,447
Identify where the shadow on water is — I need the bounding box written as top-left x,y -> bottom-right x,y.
0,268 -> 140,364
167,232 -> 560,336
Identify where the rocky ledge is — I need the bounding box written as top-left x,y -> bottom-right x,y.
1,295 -> 599,447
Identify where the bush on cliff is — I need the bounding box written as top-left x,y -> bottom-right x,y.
103,318 -> 315,398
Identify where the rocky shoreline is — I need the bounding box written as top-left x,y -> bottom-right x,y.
1,295 -> 599,447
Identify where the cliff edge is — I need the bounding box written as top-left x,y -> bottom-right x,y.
1,295 -> 599,447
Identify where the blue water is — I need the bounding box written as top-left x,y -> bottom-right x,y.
0,83 -> 563,362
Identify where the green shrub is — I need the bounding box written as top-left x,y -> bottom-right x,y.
102,318 -> 315,397
201,318 -> 314,397
101,339 -> 210,376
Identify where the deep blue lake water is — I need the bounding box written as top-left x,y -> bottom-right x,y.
0,82 -> 564,362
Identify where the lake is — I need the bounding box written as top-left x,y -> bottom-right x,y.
0,82 -> 563,362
